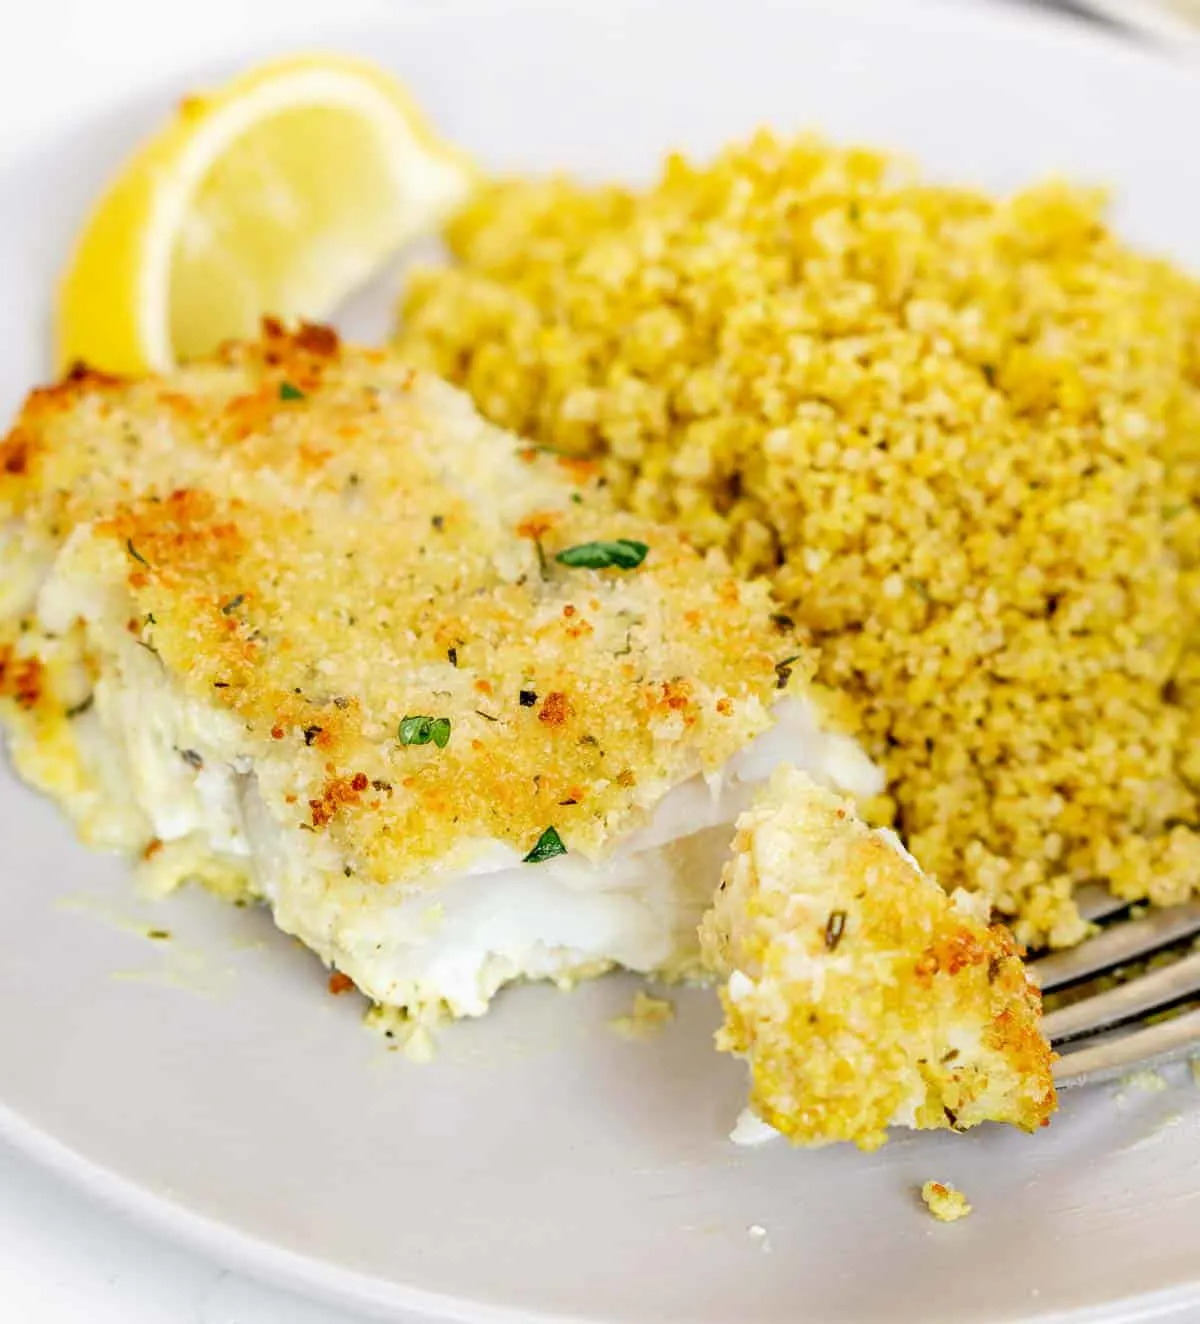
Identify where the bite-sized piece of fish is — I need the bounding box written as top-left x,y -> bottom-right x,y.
700,767 -> 1056,1151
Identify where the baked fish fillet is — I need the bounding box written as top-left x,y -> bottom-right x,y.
700,768 -> 1056,1149
0,322 -> 880,1019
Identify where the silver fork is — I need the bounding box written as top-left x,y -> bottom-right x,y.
1031,884 -> 1200,1085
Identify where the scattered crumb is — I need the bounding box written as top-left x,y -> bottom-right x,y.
608,988 -> 674,1041
730,1107 -> 779,1147
921,1181 -> 972,1223
746,1224 -> 772,1253
327,970 -> 355,995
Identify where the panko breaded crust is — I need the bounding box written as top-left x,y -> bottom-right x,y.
700,767 -> 1056,1152
0,321 -> 812,885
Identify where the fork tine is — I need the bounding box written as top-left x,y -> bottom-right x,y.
1032,899 -> 1200,992
1041,948 -> 1200,1042
1073,881 -> 1131,924
1053,1006 -> 1200,1086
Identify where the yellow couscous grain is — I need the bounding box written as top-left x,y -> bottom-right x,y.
397,133 -> 1200,947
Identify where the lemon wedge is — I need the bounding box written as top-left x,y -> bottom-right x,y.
56,53 -> 474,374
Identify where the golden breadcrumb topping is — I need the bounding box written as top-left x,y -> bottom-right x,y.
921,1181 -> 972,1223
700,767 -> 1056,1151
0,322 -> 810,882
396,133 -> 1200,948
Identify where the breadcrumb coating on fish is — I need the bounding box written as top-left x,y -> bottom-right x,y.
0,322 -> 814,883
396,133 -> 1200,948
700,767 -> 1056,1152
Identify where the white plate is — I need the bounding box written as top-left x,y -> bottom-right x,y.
1082,0 -> 1200,46
3,2 -> 1200,1321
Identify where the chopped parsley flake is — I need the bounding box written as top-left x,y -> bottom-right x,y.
126,539 -> 149,566
279,381 -> 306,401
220,594 -> 245,615
556,539 -> 648,570
303,725 -> 323,746
398,714 -> 452,749
523,826 -> 567,864
65,695 -> 94,719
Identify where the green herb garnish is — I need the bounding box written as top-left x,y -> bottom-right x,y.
147,929 -> 171,941
126,539 -> 149,566
555,539 -> 648,570
398,715 -> 452,749
221,594 -> 245,615
523,826 -> 567,864
279,381 -> 306,402
65,695 -> 94,719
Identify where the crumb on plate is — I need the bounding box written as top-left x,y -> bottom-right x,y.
921,1180 -> 972,1223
